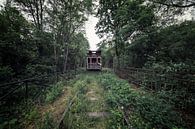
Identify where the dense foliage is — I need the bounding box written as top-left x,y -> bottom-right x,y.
99,73 -> 186,129
97,1 -> 194,127
0,6 -> 34,81
0,0 -> 194,128
0,1 -> 92,128
0,0 -> 92,83
97,0 -> 195,71
96,0 -> 194,99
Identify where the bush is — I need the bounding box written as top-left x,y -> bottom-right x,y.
45,81 -> 64,103
99,73 -> 185,129
0,66 -> 14,82
39,112 -> 55,129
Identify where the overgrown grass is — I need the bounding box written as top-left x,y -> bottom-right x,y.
38,112 -> 55,129
62,74 -> 109,129
23,106 -> 40,126
45,81 -> 65,103
62,77 -> 90,129
98,73 -> 186,129
0,74 -> 76,129
0,99 -> 41,129
63,93 -> 90,129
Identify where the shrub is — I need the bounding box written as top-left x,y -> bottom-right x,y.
0,66 -> 14,82
45,81 -> 64,103
39,112 -> 55,129
99,73 -> 185,129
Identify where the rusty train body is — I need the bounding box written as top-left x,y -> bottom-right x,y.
86,50 -> 102,70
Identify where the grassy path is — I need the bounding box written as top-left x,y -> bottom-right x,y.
27,70 -> 186,129
61,72 -> 109,129
25,84 -> 72,129
24,72 -> 111,129
85,74 -> 109,129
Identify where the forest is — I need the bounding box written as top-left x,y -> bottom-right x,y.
0,0 -> 194,129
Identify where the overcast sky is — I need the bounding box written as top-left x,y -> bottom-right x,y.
85,15 -> 100,50
0,0 -> 4,6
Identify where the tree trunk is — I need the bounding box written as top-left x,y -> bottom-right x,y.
63,45 -> 69,73
53,34 -> 58,80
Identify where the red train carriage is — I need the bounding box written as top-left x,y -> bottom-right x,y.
86,50 -> 102,70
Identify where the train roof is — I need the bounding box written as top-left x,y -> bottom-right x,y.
87,50 -> 101,54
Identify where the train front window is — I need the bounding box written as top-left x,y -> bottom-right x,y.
88,58 -> 90,63
98,58 -> 100,63
92,58 -> 96,63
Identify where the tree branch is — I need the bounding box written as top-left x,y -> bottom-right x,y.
153,0 -> 195,8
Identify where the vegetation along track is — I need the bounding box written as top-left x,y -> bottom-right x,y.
57,70 -> 191,129
13,70 -> 193,129
59,72 -> 110,129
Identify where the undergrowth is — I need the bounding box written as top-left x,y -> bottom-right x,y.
62,74 -> 108,129
45,81 -> 65,103
98,73 -> 186,129
38,112 -> 55,129
62,77 -> 90,129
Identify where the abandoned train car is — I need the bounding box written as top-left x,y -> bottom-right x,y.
86,50 -> 102,70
